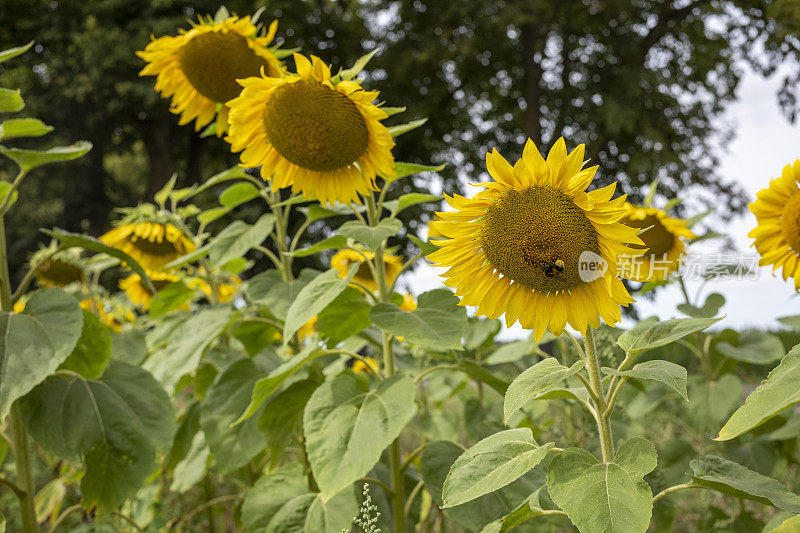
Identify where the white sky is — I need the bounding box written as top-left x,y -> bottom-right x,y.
401,63 -> 800,337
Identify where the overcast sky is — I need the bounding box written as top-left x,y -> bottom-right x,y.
401,63 -> 800,337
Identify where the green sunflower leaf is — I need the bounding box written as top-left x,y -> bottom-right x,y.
241,463 -> 358,533
716,332 -> 784,365
0,288 -> 83,420
442,428 -> 553,508
0,88 -> 24,113
383,192 -> 442,216
677,293 -> 725,318
282,265 -> 357,342
617,316 -> 721,355
232,345 -> 326,426
602,360 -> 688,401
370,288 -> 468,350
19,361 -> 174,517
388,161 -> 447,181
715,344 -> 800,441
388,118 -> 427,138
547,438 -> 657,533
287,235 -> 348,257
0,140 -> 91,172
686,455 -> 800,512
0,118 -> 52,141
200,358 -> 266,474
0,41 -> 33,64
504,359 -> 585,423
338,218 -> 402,250
304,373 -> 417,501
43,228 -> 154,292
58,309 -> 111,379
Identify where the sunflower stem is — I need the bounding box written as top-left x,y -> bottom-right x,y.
0,211 -> 39,533
371,205 -> 407,532
584,327 -> 614,462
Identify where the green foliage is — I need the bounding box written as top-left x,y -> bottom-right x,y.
241,463 -> 358,533
19,361 -> 173,516
59,309 -> 112,379
370,288 -> 468,350
716,344 -> 800,441
0,288 -> 82,419
547,438 -> 658,533
339,218 -> 403,250
283,266 -> 356,340
304,373 -> 417,500
617,316 -> 721,355
602,360 -> 688,401
442,428 -> 553,508
504,359 -> 585,422
687,456 -> 800,513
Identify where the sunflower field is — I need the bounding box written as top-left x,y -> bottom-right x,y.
4,4 -> 800,533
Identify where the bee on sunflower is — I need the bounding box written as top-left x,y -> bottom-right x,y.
620,204 -> 696,281
226,53 -> 396,205
749,158 -> 800,289
331,249 -> 403,292
100,207 -> 195,272
138,12 -> 284,135
429,138 -> 643,342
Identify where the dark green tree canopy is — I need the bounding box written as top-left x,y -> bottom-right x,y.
1,0 -> 798,277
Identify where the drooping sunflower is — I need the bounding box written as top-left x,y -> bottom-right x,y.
620,205 -> 696,281
331,249 -> 403,292
32,247 -> 86,288
429,138 -> 643,342
138,15 -> 283,135
227,53 -> 395,205
120,271 -> 180,310
749,159 -> 800,289
101,220 -> 195,272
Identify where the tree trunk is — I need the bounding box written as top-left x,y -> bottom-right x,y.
521,22 -> 543,146
140,116 -> 177,201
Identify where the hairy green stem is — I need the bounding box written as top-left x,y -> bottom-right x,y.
1,213 -> 39,532
584,327 -> 614,462
372,200 -> 407,533
652,482 -> 697,504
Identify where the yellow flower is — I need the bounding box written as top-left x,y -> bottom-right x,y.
138,15 -> 283,135
226,53 -> 395,205
620,205 -> 696,281
429,138 -> 642,342
399,292 -> 417,311
100,222 -> 195,272
297,315 -> 318,341
353,356 -> 379,374
12,300 -> 25,313
427,214 -> 446,240
749,159 -> 800,289
190,275 -> 242,303
80,297 -> 135,332
331,249 -> 403,292
120,271 -> 179,310
396,293 -> 417,342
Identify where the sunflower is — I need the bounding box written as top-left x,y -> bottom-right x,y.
331,249 -> 403,292
138,15 -> 283,135
190,275 -> 242,303
297,315 -> 318,342
32,248 -> 86,288
749,159 -> 800,289
352,356 -> 379,374
399,292 -> 417,312
620,205 -> 696,281
101,221 -> 195,272
226,53 -> 395,205
120,271 -> 180,310
80,297 -> 136,332
429,138 -> 643,342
